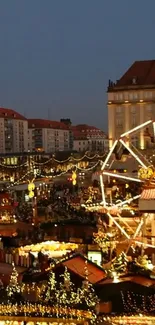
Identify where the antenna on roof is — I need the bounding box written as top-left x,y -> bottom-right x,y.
48,108 -> 50,120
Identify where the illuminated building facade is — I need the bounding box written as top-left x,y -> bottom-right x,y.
108,60 -> 155,149
0,108 -> 28,153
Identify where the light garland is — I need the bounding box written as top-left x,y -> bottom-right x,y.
31,152 -> 106,166
0,302 -> 92,320
100,315 -> 155,325
40,160 -> 101,179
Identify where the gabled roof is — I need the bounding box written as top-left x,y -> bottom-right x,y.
30,253 -> 106,284
0,108 -> 26,120
109,60 -> 155,89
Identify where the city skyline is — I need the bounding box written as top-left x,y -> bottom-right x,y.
0,1 -> 155,130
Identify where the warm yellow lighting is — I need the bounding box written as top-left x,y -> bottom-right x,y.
29,191 -> 34,198
101,140 -> 118,170
100,175 -> 106,206
103,171 -> 142,183
28,182 -> 35,191
120,119 -> 152,138
115,195 -> 140,207
108,101 -> 112,104
140,99 -> 143,102
112,271 -> 119,283
125,100 -> 129,103
107,212 -> 130,239
120,139 -> 147,168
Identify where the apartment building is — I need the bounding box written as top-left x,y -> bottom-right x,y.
72,124 -> 108,152
0,108 -> 28,153
108,60 -> 155,149
28,119 -> 70,153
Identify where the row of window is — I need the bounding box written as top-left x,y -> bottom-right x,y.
116,105 -> 152,114
111,91 -> 153,101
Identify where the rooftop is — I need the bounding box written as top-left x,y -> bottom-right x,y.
0,107 -> 26,120
28,119 -> 69,130
108,60 -> 155,90
72,124 -> 107,140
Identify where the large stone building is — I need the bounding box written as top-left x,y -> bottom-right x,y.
28,119 -> 70,153
0,107 -> 28,153
108,60 -> 155,149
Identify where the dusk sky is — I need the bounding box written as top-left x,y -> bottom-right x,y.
0,1 -> 155,131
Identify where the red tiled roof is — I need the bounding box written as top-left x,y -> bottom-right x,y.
28,119 -> 69,130
115,60 -> 155,87
72,124 -> 106,139
140,188 -> 155,200
0,108 -> 26,120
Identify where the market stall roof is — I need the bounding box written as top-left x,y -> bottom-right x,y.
53,253 -> 106,284
25,252 -> 106,284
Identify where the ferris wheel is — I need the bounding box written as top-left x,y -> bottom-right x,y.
99,119 -> 155,252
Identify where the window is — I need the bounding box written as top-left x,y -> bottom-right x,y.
129,93 -> 133,100
124,92 -> 128,100
118,93 -> 123,100
145,91 -> 153,99
116,118 -> 123,127
116,106 -> 122,113
130,106 -> 136,113
133,92 -> 138,99
132,116 -> 137,127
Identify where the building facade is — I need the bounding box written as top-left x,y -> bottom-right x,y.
28,119 -> 70,153
72,124 -> 108,152
108,60 -> 155,149
0,108 -> 28,153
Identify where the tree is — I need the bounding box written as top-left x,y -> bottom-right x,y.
111,252 -> 128,275
77,261 -> 99,310
57,266 -> 77,307
6,262 -> 21,297
43,269 -> 58,305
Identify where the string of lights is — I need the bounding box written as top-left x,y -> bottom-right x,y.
98,315 -> 155,325
31,152 -> 106,166
5,261 -> 98,323
0,161 -> 28,169
40,160 -> 101,179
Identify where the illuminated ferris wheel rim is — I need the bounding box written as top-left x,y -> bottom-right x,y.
99,119 -> 155,251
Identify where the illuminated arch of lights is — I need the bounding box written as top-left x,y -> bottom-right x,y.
99,119 -> 155,252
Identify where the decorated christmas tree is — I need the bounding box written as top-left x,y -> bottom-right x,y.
43,269 -> 58,305
78,261 -> 99,310
111,252 -> 128,274
6,262 -> 21,297
57,266 -> 77,306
